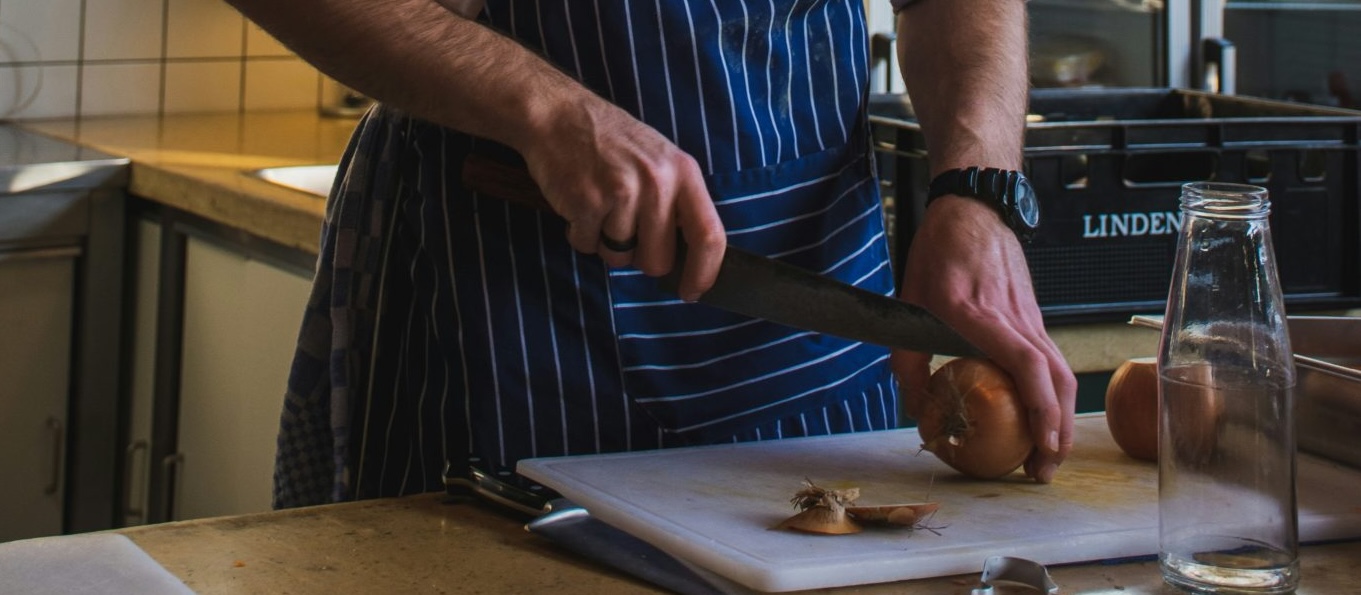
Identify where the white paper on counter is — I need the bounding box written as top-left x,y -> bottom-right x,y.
0,532 -> 193,595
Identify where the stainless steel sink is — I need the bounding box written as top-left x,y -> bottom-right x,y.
249,164 -> 339,197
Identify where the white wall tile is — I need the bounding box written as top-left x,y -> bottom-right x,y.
243,59 -> 318,111
164,61 -> 241,113
84,0 -> 165,61
80,62 -> 163,116
245,22 -> 291,58
0,64 -> 78,119
0,0 -> 325,118
165,0 -> 243,59
0,20 -> 36,64
0,0 -> 83,62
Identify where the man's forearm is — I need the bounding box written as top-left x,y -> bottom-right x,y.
895,0 -> 1029,175
226,0 -> 588,155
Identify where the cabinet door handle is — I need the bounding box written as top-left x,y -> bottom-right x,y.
124,440 -> 150,521
45,417 -> 64,496
161,453 -> 185,522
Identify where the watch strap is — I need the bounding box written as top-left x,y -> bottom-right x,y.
927,167 -> 981,205
925,167 -> 1036,242
927,167 -> 1014,205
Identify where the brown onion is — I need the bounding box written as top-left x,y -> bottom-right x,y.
1160,363 -> 1225,464
1104,357 -> 1159,462
916,358 -> 1033,479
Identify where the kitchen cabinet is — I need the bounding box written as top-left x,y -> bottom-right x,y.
0,126 -> 128,541
129,205 -> 315,523
0,249 -> 75,541
173,234 -> 311,520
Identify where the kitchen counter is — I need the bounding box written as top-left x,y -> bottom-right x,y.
20,112 -> 353,254
116,491 -> 1361,594
16,111 -> 1196,373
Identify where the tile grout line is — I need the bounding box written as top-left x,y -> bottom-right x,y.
157,0 -> 170,118
0,56 -> 295,68
75,0 -> 87,119
239,12 -> 248,115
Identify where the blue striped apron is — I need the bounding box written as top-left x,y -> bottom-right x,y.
272,0 -> 898,508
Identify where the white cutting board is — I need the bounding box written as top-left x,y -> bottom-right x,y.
519,414 -> 1361,592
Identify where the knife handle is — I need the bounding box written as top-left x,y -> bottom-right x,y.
461,153 -> 553,212
460,151 -> 691,293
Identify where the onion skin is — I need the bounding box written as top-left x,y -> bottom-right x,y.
916,358 -> 1033,479
774,506 -> 861,535
847,502 -> 940,527
1105,357 -> 1159,462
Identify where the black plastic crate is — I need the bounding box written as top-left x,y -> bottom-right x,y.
870,88 -> 1361,324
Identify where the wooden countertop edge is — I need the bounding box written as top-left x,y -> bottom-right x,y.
114,492 -> 1361,594
128,162 -> 326,254
17,115 -> 333,256
117,493 -> 671,595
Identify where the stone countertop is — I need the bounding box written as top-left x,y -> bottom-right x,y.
117,491 -> 1361,594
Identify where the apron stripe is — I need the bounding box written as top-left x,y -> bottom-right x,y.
714,167 -> 850,208
617,316 -> 764,340
762,6 -> 784,164
668,352 -> 890,433
533,215 -> 570,455
654,2 -> 682,147
725,176 -> 868,236
633,340 -> 865,403
622,332 -> 816,372
709,0 -> 748,169
680,1 -> 716,172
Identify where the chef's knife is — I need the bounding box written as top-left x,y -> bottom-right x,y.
461,153 -> 984,357
444,466 -> 725,595
528,503 -> 730,595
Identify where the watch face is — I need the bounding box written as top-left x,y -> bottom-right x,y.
1012,177 -> 1040,230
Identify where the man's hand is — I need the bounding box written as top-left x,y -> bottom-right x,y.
892,196 -> 1077,483
225,0 -> 726,300
518,101 -> 726,302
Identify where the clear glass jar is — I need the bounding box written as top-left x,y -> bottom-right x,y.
1158,182 -> 1298,593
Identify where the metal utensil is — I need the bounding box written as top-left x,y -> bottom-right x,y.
970,556 -> 1059,594
527,502 -> 728,595
461,153 -> 983,357
1130,314 -> 1361,469
443,463 -> 553,517
444,465 -> 725,594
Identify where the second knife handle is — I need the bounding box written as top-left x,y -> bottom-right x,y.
461,153 -> 552,212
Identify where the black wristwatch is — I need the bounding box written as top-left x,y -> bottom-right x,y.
926,167 -> 1040,242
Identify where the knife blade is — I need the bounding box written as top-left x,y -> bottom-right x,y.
527,502 -> 729,595
444,465 -> 726,595
461,153 -> 983,357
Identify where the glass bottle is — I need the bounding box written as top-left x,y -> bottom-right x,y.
1158,182 -> 1298,593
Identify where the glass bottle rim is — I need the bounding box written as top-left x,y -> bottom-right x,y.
1180,181 -> 1270,219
